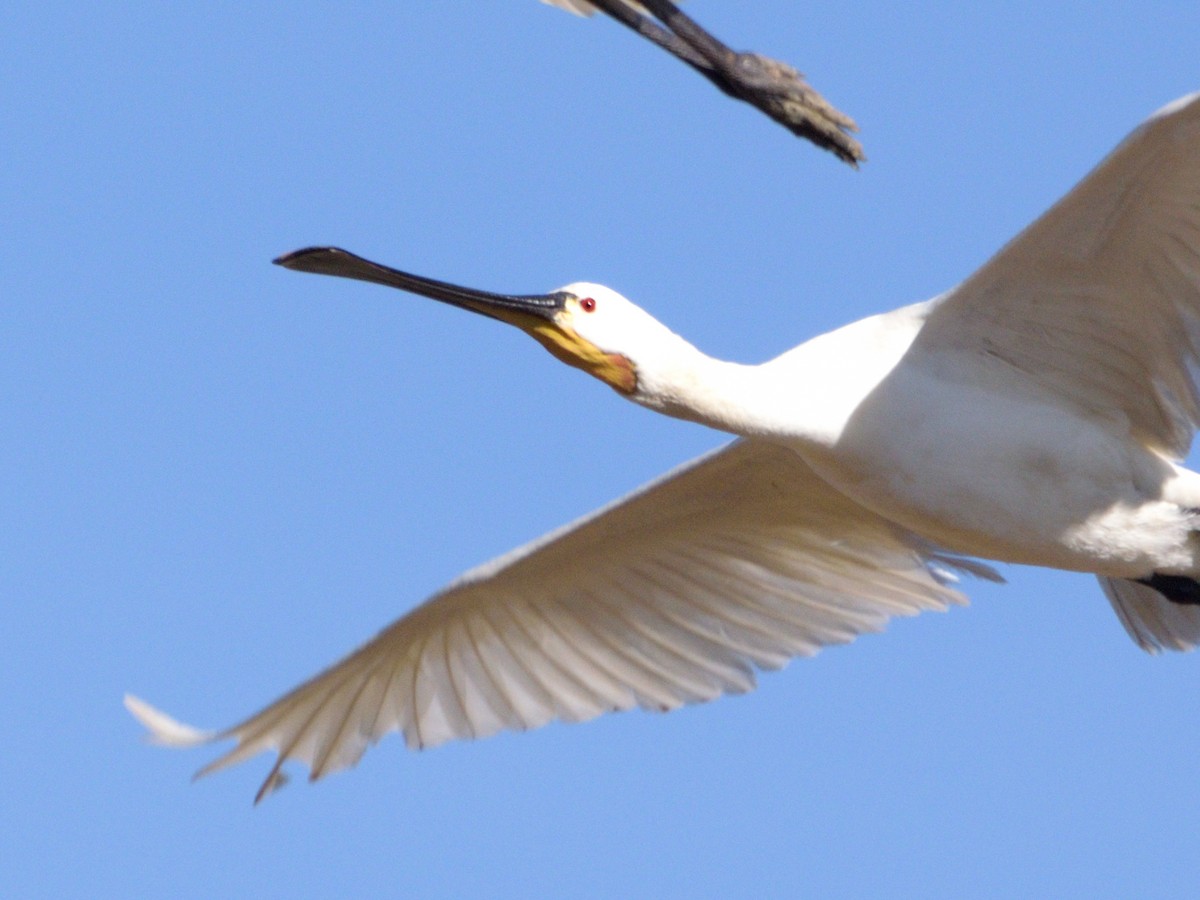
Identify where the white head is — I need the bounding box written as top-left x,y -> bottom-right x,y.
534,281 -> 697,398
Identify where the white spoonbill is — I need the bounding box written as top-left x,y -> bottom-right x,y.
128,93 -> 1200,802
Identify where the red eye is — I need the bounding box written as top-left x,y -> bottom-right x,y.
580,297 -> 597,313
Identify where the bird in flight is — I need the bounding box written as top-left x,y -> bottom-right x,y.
128,93 -> 1200,802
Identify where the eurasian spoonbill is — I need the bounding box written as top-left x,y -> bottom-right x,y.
128,92 -> 1200,802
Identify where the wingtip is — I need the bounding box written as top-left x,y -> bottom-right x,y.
1147,90 -> 1200,123
254,769 -> 291,805
124,693 -> 217,748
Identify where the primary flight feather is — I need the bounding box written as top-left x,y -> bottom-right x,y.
128,93 -> 1200,801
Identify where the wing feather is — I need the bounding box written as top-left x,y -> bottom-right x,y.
127,439 -> 996,800
917,93 -> 1200,457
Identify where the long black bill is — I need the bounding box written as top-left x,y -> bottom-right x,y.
273,247 -> 564,323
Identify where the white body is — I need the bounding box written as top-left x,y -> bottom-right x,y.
712,301 -> 1200,574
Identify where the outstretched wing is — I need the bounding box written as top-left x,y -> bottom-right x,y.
916,93 -> 1200,458
127,440 -> 994,801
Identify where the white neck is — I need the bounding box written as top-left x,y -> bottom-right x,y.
631,338 -> 808,439
626,303 -> 930,448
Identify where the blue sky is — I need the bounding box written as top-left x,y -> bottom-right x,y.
5,3 -> 1200,897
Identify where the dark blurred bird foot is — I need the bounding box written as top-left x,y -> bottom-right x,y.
589,0 -> 864,165
716,51 -> 863,165
1136,573 -> 1200,605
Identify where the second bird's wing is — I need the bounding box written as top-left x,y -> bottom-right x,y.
916,92 -> 1200,458
127,439 -> 991,801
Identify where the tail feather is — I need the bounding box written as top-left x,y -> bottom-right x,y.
1098,577 -> 1200,653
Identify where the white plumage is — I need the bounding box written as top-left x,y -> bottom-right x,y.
128,93 -> 1200,801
